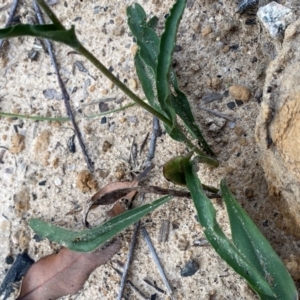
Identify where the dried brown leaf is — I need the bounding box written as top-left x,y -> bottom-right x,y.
17,240 -> 121,300
84,165 -> 153,225
95,186 -> 191,205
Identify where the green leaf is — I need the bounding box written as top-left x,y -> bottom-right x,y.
221,179 -> 298,300
29,195 -> 173,252
183,160 -> 279,298
0,24 -> 81,50
126,4 -> 159,72
147,16 -> 159,29
134,52 -> 165,116
170,71 -> 215,156
156,0 -> 186,120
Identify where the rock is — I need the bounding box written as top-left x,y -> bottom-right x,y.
128,78 -> 137,90
54,178 -> 63,186
76,170 -> 98,192
257,2 -> 295,39
201,25 -> 212,37
227,101 -> 236,110
10,133 -> 25,154
180,260 -> 199,277
255,18 -> 300,237
34,131 -> 51,154
113,26 -> 125,36
102,140 -> 112,152
177,238 -> 189,251
229,85 -> 251,101
14,189 -> 30,216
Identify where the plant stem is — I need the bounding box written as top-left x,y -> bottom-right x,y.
35,0 -> 218,167
35,0 -> 64,30
85,102 -> 136,119
182,134 -> 219,167
0,112 -> 69,122
76,44 -> 172,127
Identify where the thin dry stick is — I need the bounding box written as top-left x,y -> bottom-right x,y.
141,227 -> 174,300
0,0 -> 20,49
199,106 -> 236,122
117,116 -> 160,299
33,1 -> 94,172
113,267 -> 148,300
116,221 -> 140,300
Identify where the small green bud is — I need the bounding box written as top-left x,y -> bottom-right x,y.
163,152 -> 193,186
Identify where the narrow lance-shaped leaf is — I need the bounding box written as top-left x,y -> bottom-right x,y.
126,4 -> 159,71
0,24 -> 81,50
156,0 -> 186,120
221,179 -> 298,300
29,195 -> 173,252
170,71 -> 215,156
183,159 -> 277,298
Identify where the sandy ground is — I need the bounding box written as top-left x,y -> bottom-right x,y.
1,0 -> 300,299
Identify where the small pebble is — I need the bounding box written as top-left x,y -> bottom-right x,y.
5,255 -> 14,265
42,88 -> 62,100
227,101 -> 236,109
254,88 -> 263,103
229,121 -> 236,129
33,234 -> 43,242
10,134 -> 25,154
180,260 -> 199,277
127,116 -> 138,124
177,238 -> 189,251
113,26 -> 125,36
229,85 -> 251,101
236,100 -> 244,106
257,2 -> 295,39
89,85 -> 95,92
128,78 -> 137,90
101,117 -> 107,124
99,102 -> 109,112
38,180 -> 47,186
202,25 -> 212,37
109,124 -> 116,132
245,188 -> 254,198
102,141 -> 112,152
54,178 -> 63,186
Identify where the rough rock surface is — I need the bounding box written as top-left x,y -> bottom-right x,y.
256,18 -> 300,236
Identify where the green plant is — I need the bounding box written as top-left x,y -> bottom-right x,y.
0,0 -> 217,167
0,0 -> 297,299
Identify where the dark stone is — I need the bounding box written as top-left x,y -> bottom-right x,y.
33,234 -> 43,242
99,102 -> 109,112
67,135 -> 76,153
174,45 -> 182,52
101,117 -> 107,124
251,56 -> 258,63
180,260 -> 199,277
38,180 -> 47,186
227,101 -> 236,109
263,219 -> 269,227
5,256 -> 14,265
235,100 -> 244,106
223,90 -> 229,97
